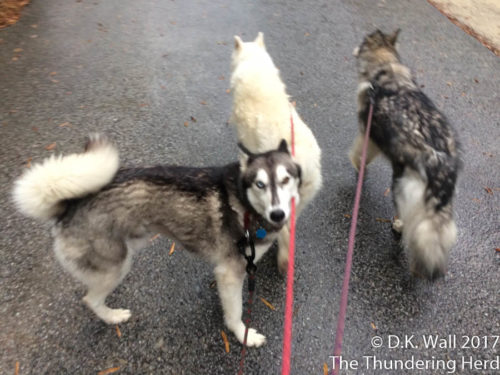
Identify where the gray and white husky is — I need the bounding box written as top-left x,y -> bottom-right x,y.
12,135 -> 301,347
350,30 -> 462,280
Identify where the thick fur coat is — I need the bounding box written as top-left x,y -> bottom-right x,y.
350,30 -> 462,279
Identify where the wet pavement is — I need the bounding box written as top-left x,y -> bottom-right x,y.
0,0 -> 498,374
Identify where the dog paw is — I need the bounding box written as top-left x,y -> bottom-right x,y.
103,308 -> 132,324
233,322 -> 267,347
244,328 -> 267,347
349,153 -> 361,172
278,258 -> 288,275
392,219 -> 403,233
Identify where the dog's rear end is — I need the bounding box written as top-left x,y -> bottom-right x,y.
393,169 -> 457,279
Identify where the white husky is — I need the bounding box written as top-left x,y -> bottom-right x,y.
230,32 -> 322,273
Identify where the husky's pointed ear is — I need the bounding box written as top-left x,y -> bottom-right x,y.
387,28 -> 401,46
255,32 -> 265,48
234,35 -> 243,50
278,139 -> 290,154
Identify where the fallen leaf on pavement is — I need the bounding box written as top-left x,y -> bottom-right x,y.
45,142 -> 56,151
97,367 -> 120,375
169,242 -> 175,255
375,217 -> 392,223
484,187 -> 493,195
25,157 -> 32,168
15,362 -> 19,375
149,233 -> 160,242
323,362 -> 328,375
183,121 -> 189,127
115,325 -> 121,338
221,330 -> 230,353
495,248 -> 500,253
200,100 -> 207,105
383,187 -> 390,197
260,297 -> 276,311
370,322 -> 377,330
13,47 -> 23,53
58,122 -> 71,127
344,213 -> 351,219
209,280 -> 217,289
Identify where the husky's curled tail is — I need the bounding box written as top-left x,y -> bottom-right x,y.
13,135 -> 119,220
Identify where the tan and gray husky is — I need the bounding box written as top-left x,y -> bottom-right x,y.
13,135 -> 301,347
350,30 -> 462,279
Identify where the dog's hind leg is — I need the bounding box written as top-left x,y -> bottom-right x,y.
81,250 -> 133,324
59,238 -> 135,325
349,131 -> 380,171
391,164 -> 406,234
214,260 -> 266,347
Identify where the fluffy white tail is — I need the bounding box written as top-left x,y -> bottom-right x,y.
13,135 -> 119,220
395,169 -> 457,279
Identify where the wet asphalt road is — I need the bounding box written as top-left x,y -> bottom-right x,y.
1,0 -> 499,374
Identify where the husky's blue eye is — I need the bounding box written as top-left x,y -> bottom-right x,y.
255,181 -> 265,189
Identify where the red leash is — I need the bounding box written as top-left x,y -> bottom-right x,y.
238,212 -> 256,375
332,101 -> 374,375
237,274 -> 255,375
281,112 -> 296,375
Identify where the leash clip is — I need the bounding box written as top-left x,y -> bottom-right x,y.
238,230 -> 257,277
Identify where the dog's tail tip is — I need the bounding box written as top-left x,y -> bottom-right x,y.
406,210 -> 457,281
13,134 -> 119,221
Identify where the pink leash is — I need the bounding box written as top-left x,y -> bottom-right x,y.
281,112 -> 296,375
332,101 -> 374,375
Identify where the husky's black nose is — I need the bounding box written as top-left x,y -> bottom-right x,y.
270,209 -> 285,223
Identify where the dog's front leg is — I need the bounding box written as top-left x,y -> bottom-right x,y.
214,261 -> 266,347
277,224 -> 290,275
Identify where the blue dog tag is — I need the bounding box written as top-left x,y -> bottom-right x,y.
256,228 -> 267,239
